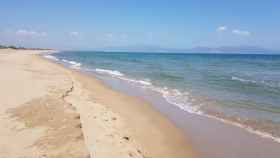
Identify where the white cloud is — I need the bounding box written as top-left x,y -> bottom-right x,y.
16,29 -> 47,37
69,31 -> 79,37
232,29 -> 251,36
217,26 -> 227,32
216,26 -> 251,37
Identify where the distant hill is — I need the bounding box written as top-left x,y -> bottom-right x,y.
99,45 -> 276,54
189,46 -> 271,53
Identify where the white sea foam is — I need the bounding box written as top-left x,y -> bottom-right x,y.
231,76 -> 257,84
232,76 -> 279,88
119,77 -> 152,86
95,68 -> 124,76
61,59 -> 82,69
44,55 -> 59,61
142,85 -> 196,113
94,68 -> 152,86
94,68 -> 201,114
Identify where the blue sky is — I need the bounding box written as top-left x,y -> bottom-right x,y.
0,0 -> 279,50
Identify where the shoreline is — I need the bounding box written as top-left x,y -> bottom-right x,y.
45,52 -> 280,144
42,51 -> 280,158
91,72 -> 280,158
0,48 -> 199,157
45,51 -> 280,158
39,52 -> 200,158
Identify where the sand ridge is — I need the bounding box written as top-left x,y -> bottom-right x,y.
0,49 -> 89,158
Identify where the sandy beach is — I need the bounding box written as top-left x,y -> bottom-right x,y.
0,49 -> 198,158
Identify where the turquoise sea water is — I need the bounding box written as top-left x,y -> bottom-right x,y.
45,51 -> 280,142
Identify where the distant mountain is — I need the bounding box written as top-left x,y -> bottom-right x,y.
189,46 -> 271,53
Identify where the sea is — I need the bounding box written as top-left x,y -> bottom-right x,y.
44,51 -> 280,144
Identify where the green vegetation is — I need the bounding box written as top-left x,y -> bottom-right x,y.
0,44 -> 21,49
0,44 -> 51,50
0,45 -> 7,49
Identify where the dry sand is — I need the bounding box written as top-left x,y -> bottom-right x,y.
0,49 -> 89,158
0,49 -> 199,158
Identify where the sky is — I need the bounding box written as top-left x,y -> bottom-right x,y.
0,0 -> 279,50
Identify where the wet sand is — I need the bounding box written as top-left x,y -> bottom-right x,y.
0,49 -> 198,158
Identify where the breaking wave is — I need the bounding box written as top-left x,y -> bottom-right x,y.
231,76 -> 280,88
61,59 -> 82,69
95,68 -> 124,77
44,55 -> 59,61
